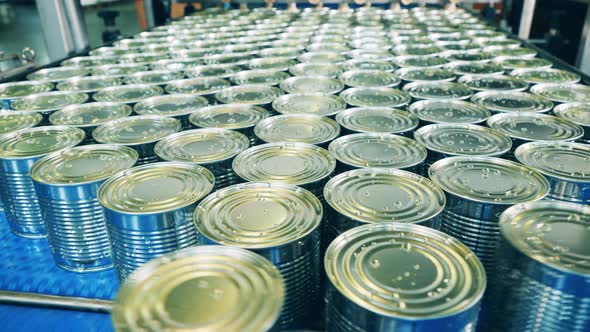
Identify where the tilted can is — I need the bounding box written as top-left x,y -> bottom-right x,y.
336,107 -> 418,136
254,114 -> 340,148
30,144 -> 138,272
0,81 -> 54,109
98,161 -> 214,280
133,94 -> 209,130
553,102 -> 590,144
408,99 -> 491,126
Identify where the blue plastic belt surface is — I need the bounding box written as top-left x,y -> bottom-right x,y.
0,304 -> 113,332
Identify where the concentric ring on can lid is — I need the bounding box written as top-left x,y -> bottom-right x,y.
446,61 -> 505,76
165,78 -> 230,95
336,107 -> 418,134
279,76 -> 344,94
194,182 -> 322,248
0,126 -> 85,159
0,113 -> 42,134
487,113 -> 584,142
230,70 -> 290,86
325,223 -> 486,319
339,70 -> 401,88
10,91 -> 89,112
329,133 -> 426,169
93,84 -> 163,104
395,67 -> 455,82
123,70 -> 185,85
155,128 -> 249,164
189,104 -> 270,130
515,141 -> 590,183
414,124 -> 512,156
30,144 -> 138,185
492,57 -> 553,70
429,156 -> 549,204
90,63 -> 150,76
408,100 -> 491,124
134,94 -> 209,117
233,142 -> 335,186
49,102 -> 132,127
184,64 -> 242,79
297,52 -> 349,64
56,75 -> 123,93
215,85 -> 284,105
254,114 -> 340,145
289,63 -> 343,78
113,245 -> 284,332
403,81 -> 473,100
530,83 -> 590,103
553,102 -> 590,127
471,91 -> 553,113
272,93 -> 347,117
324,168 -> 446,224
393,55 -> 449,68
340,87 -> 411,108
93,115 -> 181,145
510,68 -> 581,84
458,75 -> 529,92
26,66 -> 88,82
499,201 -> 590,275
342,59 -> 397,72
98,161 -> 214,214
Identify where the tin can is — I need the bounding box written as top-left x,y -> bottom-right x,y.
89,63 -> 149,76
273,93 -> 347,117
123,70 -> 184,86
56,75 -> 123,93
165,78 -> 230,103
194,182 -> 322,330
336,107 -> 419,136
471,91 -> 554,113
341,59 -> 397,72
112,245 -> 285,332
395,67 -> 456,82
459,75 -> 529,92
214,85 -> 283,108
98,161 -> 214,280
254,114 -> 340,148
487,46 -> 538,58
340,87 -> 411,108
408,99 -> 491,125
446,61 -> 505,76
298,52 -> 349,64
230,69 -> 290,86
0,80 -> 54,109
26,66 -> 89,83
428,156 -> 550,272
247,56 -> 297,71
393,45 -> 442,56
30,144 -> 138,272
515,141 -> 589,203
93,115 -> 181,165
510,68 -> 581,84
150,58 -> 202,71
339,70 -> 401,88
93,84 -> 163,105
393,55 -> 449,68
88,46 -> 130,57
9,91 -> 89,124
61,56 -> 118,67
119,52 -> 169,64
279,76 -> 344,94
155,128 -> 249,190
325,223 -> 486,332
530,83 -> 590,103
442,50 -> 494,62
553,102 -> 590,144
49,102 -> 132,144
133,94 -> 208,130
0,126 -> 85,237
403,81 -> 473,100
492,56 -> 553,70
289,63 -> 343,78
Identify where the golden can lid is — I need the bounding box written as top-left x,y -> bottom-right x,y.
0,126 -> 85,159
487,113 -> 584,142
10,91 -> 89,112
0,113 -> 42,134
279,76 -> 344,94
93,84 -> 163,104
254,114 -> 340,145
272,93 -> 347,117
336,107 -> 418,134
134,94 -> 208,117
215,85 -> 284,105
56,75 -> 123,93
415,124 -> 512,156
26,66 -> 88,82
93,115 -> 181,145
49,102 -> 132,127
340,87 -> 411,108
189,104 -> 270,130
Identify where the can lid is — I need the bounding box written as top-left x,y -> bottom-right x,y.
403,81 -> 473,100
446,61 -> 505,76
487,47 -> 537,58
0,113 -> 42,134
297,51 -> 348,64
329,133 -> 426,169
515,141 -> 590,183
530,83 -> 590,103
61,55 -> 118,67
150,58 -> 202,72
393,55 -> 449,68
308,42 -> 351,53
93,84 -> 163,103
98,161 -> 214,214
336,107 -> 418,134
185,64 -> 242,79
155,128 -> 249,164
324,168 -> 446,224
120,52 -> 169,64
511,68 -> 581,84
348,50 -> 393,61
123,70 -> 184,85
49,102 -> 132,127
487,113 -> 584,142
341,59 -> 397,72
415,124 -> 512,156
471,91 -> 553,113
88,46 -> 130,57
325,223 -> 486,319
215,85 -> 283,105
279,76 -> 344,94
254,114 -> 340,145
272,93 -> 347,117
0,126 -> 84,159
429,156 -> 549,204
233,142 -> 335,186
89,63 -> 150,76
259,46 -> 304,58
189,104 -> 270,130
30,144 -> 138,185
247,56 -> 297,71
553,102 -> 590,127
10,91 -> 89,112
393,45 -> 442,56
113,245 -> 284,332
289,63 -> 343,78
228,70 -> 288,86
492,57 -> 553,70
56,75 -> 123,93
93,115 -> 181,145
339,70 -> 401,88
459,75 -> 528,92
134,94 -> 208,117
26,66 -> 88,82
340,87 -> 411,108
442,51 -> 494,62
499,201 -> 590,276
194,182 -> 321,248
395,67 -> 455,82
408,100 -> 490,124
165,78 -> 230,95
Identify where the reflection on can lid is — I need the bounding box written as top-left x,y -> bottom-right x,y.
289,63 -> 343,78
487,47 -> 537,58
442,51 -> 494,62
61,56 -> 118,67
553,102 -> 590,127
164,78 -> 230,95
0,126 -> 84,159
408,100 -> 491,124
119,52 -> 169,64
446,61 -> 504,76
339,70 -> 401,88
93,84 -> 163,104
56,75 -> 123,93
393,55 -> 449,68
189,104 -> 270,130
325,223 -> 486,319
492,57 -> 553,70
26,67 -> 88,82
395,67 -> 455,82
150,58 -> 202,71
471,91 -> 553,113
155,128 -> 249,164
279,76 -> 344,94
415,124 -> 512,156
194,182 -> 321,248
515,141 -> 590,183
336,107 -> 418,134
329,133 -> 426,169
393,45 -> 442,56
0,113 -> 42,134
511,68 -> 581,84
134,94 -> 208,117
215,85 -> 283,105
530,83 -> 590,103
93,115 -> 181,145
247,56 -> 297,71
259,46 -> 304,58
89,63 -> 149,76
298,52 -> 348,64
403,81 -> 473,100
98,162 -> 214,214
429,156 -> 549,204
487,113 -> 584,142
273,93 -> 346,117
348,50 -> 393,61
324,168 -> 446,224
30,144 -> 138,185
0,81 -> 54,99
230,70 -> 290,86
49,102 -> 132,127
11,91 -> 89,112
499,201 -> 590,275
342,59 -> 397,72
254,114 -> 340,145
340,87 -> 411,108
123,70 -> 185,85
459,75 -> 528,92
112,245 -> 284,332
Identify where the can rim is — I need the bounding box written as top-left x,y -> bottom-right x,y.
92,115 -> 181,146
133,94 -> 209,117
10,91 -> 89,112
0,112 -> 43,134
514,141 -> 590,183
0,125 -> 85,159
49,102 -> 133,128
487,112 -> 584,142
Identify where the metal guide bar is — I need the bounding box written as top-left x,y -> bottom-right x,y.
0,290 -> 112,313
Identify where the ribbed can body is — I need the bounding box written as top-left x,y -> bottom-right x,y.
544,174 -> 590,204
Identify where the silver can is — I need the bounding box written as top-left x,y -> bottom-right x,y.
165,77 -> 230,103
273,93 -> 347,117
214,84 -> 284,108
231,69 -> 291,86
247,56 -> 297,71
123,70 -> 185,86
336,107 -> 418,136
289,63 -> 343,78
403,81 -> 473,100
339,70 -> 401,88
89,63 -> 149,76
254,114 -> 340,148
279,76 -> 344,94
93,84 -> 164,105
340,87 -> 411,108
553,102 -> 590,144
458,75 -> 529,92
56,75 -> 123,93
530,83 -> 590,103
471,91 -> 554,113
395,67 -> 456,83
510,68 -> 581,84
133,94 -> 209,130
9,91 -> 89,123
185,64 -> 245,79
26,66 -> 89,83
408,99 -> 491,125
492,56 -> 553,71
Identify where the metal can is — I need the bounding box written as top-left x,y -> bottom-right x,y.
395,67 -> 456,82
155,128 -> 249,190
183,64 -> 244,80
133,94 -> 208,130
515,141 -> 589,203
341,59 -> 397,72
194,182 -> 322,330
119,52 -> 169,64
428,156 -> 549,272
93,115 -> 181,165
150,58 -> 202,72
247,56 -> 297,71
214,85 -> 284,108
471,91 -> 554,113
98,161 -> 214,280
232,142 -> 335,198
408,100 -> 491,125
442,50 -> 494,62
510,68 -> 581,84
30,144 -> 138,272
112,245 -> 285,332
56,75 -> 123,93
89,63 -> 149,76
254,114 -> 340,148
93,84 -> 163,105
9,91 -> 89,124
230,69 -> 290,86
165,78 -> 230,103
298,52 -> 349,64
26,66 -> 89,83
487,46 -> 538,58
289,63 -> 343,78
0,126 -> 85,237
273,93 -> 347,117
325,223 -> 486,332
279,76 -> 344,94
553,102 -> 590,144
340,87 -> 411,108
393,55 -> 449,68
61,55 -> 118,67
403,81 -> 474,100
492,56 -> 553,70
123,70 -> 185,86
446,61 -> 505,76
458,75 -> 529,92
336,107 -> 418,135
530,83 -> 590,103
0,112 -> 43,134
339,70 -> 401,88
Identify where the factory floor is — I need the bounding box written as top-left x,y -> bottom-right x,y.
0,0 -> 141,65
